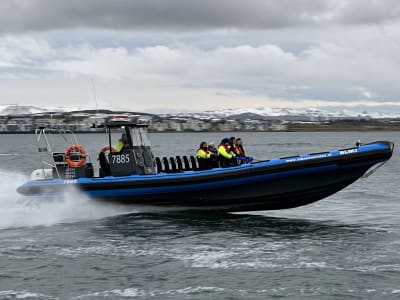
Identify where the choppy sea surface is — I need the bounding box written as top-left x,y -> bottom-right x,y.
0,131 -> 399,299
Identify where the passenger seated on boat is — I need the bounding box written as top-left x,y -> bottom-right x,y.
98,151 -> 111,175
218,138 -> 238,168
234,137 -> 245,157
116,133 -> 128,153
208,142 -> 220,168
229,136 -> 236,149
234,137 -> 253,164
196,141 -> 216,170
208,142 -> 217,154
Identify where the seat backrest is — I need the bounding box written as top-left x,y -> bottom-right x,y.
169,157 -> 177,172
155,157 -> 162,173
190,155 -> 199,170
175,156 -> 183,171
98,152 -> 111,174
162,157 -> 170,173
182,156 -> 191,170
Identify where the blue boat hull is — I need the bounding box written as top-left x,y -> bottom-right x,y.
16,141 -> 394,211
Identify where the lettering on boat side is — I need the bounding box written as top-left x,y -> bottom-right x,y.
285,153 -> 332,163
112,154 -> 130,164
339,148 -> 358,155
64,179 -> 77,184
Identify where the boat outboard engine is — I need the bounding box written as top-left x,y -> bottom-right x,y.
31,168 -> 53,180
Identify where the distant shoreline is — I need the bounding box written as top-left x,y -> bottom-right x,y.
1,127 -> 400,134
2,118 -> 400,133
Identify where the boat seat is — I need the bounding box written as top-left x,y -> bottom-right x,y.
190,156 -> 199,170
155,156 -> 200,173
182,156 -> 191,170
169,157 -> 177,172
155,157 -> 163,173
175,156 -> 183,171
85,163 -> 94,178
162,157 -> 171,173
98,152 -> 111,176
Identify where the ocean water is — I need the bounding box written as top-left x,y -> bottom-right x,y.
0,131 -> 399,299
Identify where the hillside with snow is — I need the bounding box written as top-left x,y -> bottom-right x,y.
172,107 -> 400,120
0,104 -> 399,120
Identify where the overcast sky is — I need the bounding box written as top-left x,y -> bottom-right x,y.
1,0 -> 400,113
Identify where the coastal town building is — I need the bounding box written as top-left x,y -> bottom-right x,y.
0,109 -> 398,133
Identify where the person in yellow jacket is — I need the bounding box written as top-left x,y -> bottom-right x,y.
197,141 -> 213,170
197,141 -> 211,159
116,133 -> 128,152
218,138 -> 237,167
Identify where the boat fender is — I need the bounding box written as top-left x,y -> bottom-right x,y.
65,144 -> 87,168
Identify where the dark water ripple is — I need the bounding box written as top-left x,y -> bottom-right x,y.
0,132 -> 399,299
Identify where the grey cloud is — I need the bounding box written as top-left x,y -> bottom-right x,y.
337,0 -> 400,25
1,0 -> 399,33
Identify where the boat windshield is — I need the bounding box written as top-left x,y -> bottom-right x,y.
130,127 -> 151,147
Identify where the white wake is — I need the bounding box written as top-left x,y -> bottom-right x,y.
0,170 -> 138,229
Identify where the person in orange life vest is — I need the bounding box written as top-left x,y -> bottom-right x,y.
234,137 -> 246,157
234,137 -> 253,164
218,138 -> 237,168
196,141 -> 214,170
234,137 -> 246,164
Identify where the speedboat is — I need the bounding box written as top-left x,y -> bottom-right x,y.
16,116 -> 394,212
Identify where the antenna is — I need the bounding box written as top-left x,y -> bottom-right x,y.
91,78 -> 99,115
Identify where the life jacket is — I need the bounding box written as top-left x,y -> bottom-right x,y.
116,139 -> 128,152
197,147 -> 211,159
234,145 -> 245,157
218,144 -> 235,159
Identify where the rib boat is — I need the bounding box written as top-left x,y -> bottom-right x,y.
16,116 -> 394,212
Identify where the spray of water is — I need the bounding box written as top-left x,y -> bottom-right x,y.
0,170 -> 139,229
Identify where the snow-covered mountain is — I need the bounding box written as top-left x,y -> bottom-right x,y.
1,104 -> 399,120
178,107 -> 400,120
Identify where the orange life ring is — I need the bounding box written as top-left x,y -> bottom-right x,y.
99,145 -> 116,154
65,144 -> 86,168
